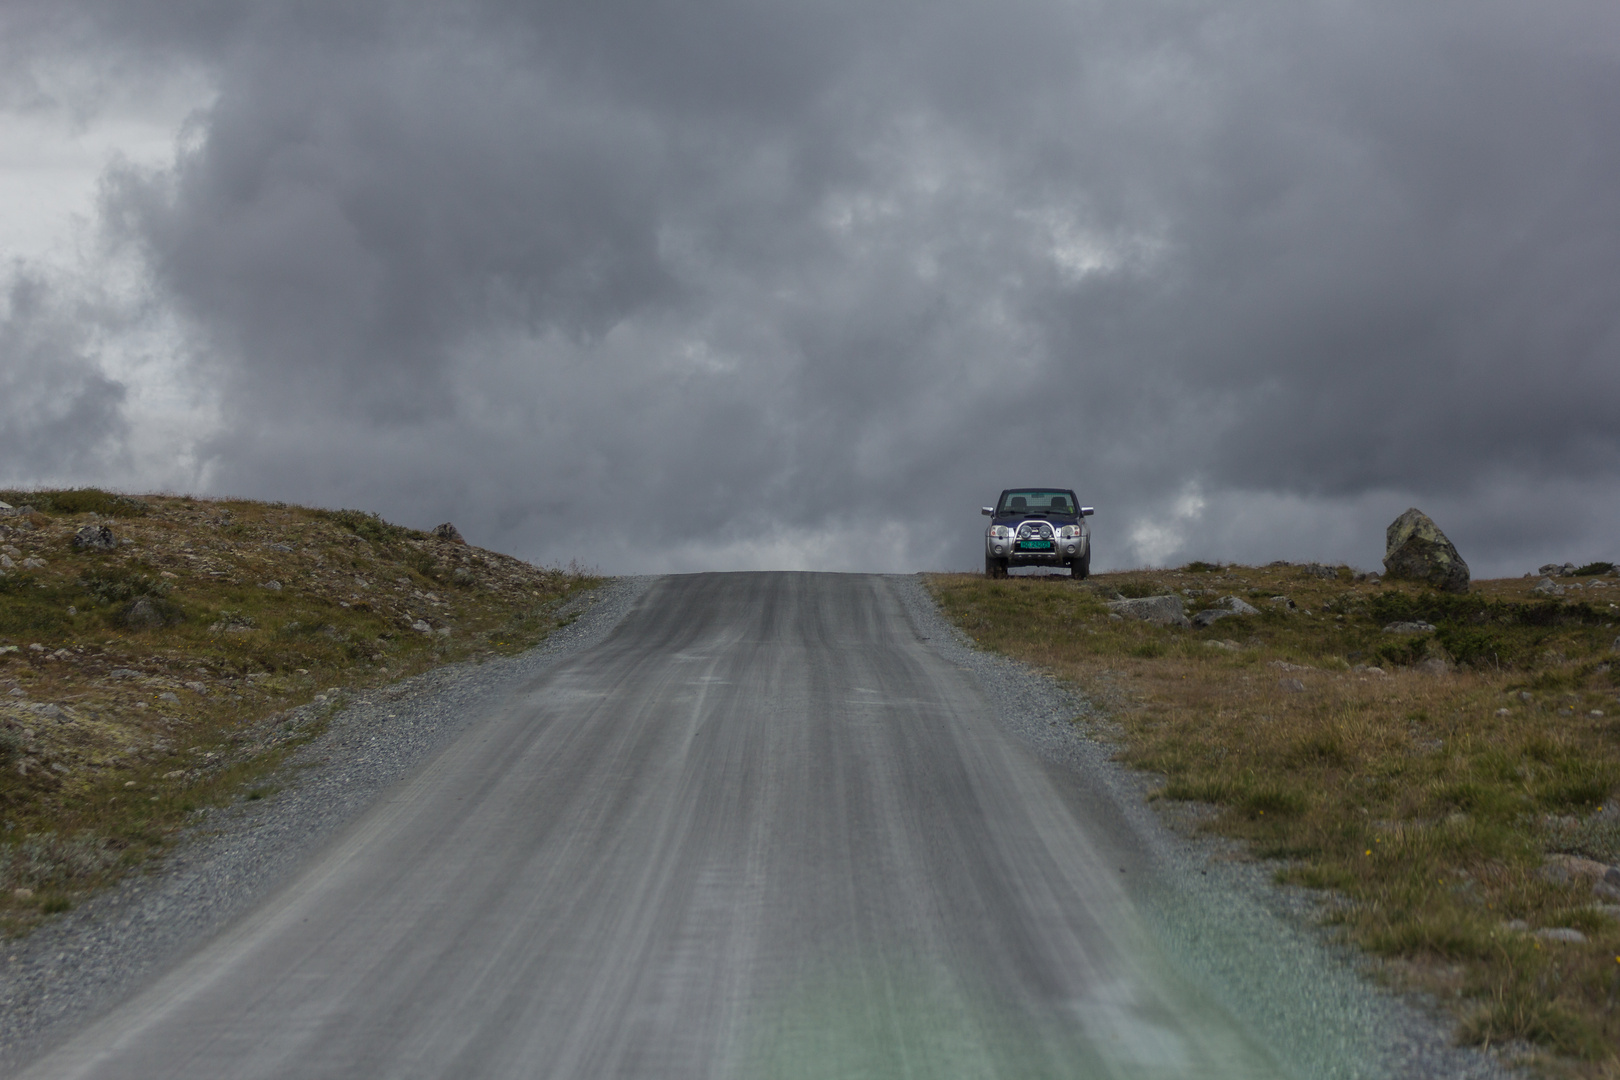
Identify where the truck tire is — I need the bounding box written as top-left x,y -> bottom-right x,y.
1071,551 -> 1090,579
985,554 -> 1008,579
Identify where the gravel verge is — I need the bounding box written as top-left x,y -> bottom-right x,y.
0,576 -> 654,1072
894,573 -> 1520,1080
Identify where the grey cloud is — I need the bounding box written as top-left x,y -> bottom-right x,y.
7,0 -> 1619,573
0,267 -> 128,482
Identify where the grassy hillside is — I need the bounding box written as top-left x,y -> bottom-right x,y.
0,490 -> 595,934
929,563 -> 1620,1078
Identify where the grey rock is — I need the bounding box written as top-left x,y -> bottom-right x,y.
411,619 -> 434,634
1106,595 -> 1190,627
71,525 -> 117,552
0,554 -> 12,569
432,522 -> 467,545
109,669 -> 142,679
1221,596 -> 1260,616
1269,596 -> 1297,611
1538,562 -> 1577,577
1531,577 -> 1566,597
21,557 -> 46,569
1383,508 -> 1470,593
1191,609 -> 1232,629
159,692 -> 180,704
1415,657 -> 1450,676
261,580 -> 283,592
1278,678 -> 1306,693
1382,622 -> 1436,634
1534,927 -> 1588,945
118,597 -> 176,630
1301,563 -> 1338,579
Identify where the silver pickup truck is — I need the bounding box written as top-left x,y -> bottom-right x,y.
981,488 -> 1094,578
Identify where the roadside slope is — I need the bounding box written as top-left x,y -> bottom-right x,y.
927,563 -> 1619,1078
0,490 -> 595,937
0,575 -> 650,1070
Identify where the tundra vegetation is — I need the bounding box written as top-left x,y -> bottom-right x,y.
0,490 -> 594,936
930,563 -> 1620,1078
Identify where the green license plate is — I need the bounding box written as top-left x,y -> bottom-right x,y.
1018,541 -> 1053,551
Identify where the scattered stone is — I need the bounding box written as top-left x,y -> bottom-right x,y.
1191,608 -> 1231,628
1530,577 -> 1566,598
1539,562 -> 1577,577
21,557 -> 45,569
1269,660 -> 1312,672
118,596 -> 176,630
184,681 -> 207,694
1301,563 -> 1339,579
1269,596 -> 1296,611
1415,657 -> 1450,676
7,688 -> 24,698
1383,622 -> 1436,634
109,668 -> 142,679
1278,678 -> 1307,693
411,619 -> 434,634
1221,596 -> 1260,616
1106,595 -> 1190,628
1539,854 -> 1618,889
1383,508 -> 1470,593
1349,665 -> 1387,676
1204,640 -> 1241,651
1503,918 -> 1529,932
11,888 -> 33,900
1534,927 -> 1588,945
71,524 -> 117,551
433,522 -> 467,545
159,692 -> 180,704
451,566 -> 476,587
0,554 -> 12,570
261,580 -> 282,591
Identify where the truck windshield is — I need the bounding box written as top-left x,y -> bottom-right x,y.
998,490 -> 1078,516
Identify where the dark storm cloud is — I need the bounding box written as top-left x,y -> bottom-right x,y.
9,0 -> 1619,571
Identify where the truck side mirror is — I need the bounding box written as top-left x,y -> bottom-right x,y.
1080,507 -> 1095,516
981,507 -> 995,516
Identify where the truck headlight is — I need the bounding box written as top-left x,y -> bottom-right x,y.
989,526 -> 1012,539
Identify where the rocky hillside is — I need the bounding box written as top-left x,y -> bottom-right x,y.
0,490 -> 594,932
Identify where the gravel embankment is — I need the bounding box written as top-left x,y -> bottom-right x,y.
0,576 -> 654,1071
893,575 -> 1518,1080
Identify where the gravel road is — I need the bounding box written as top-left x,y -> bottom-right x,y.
4,573 -> 1516,1078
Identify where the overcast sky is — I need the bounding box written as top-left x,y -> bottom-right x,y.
2,0 -> 1617,575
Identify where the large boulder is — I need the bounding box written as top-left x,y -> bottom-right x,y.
1107,595 -> 1190,627
1383,509 -> 1470,593
432,522 -> 467,545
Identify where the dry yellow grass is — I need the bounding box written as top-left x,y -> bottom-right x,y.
928,562 -> 1620,1077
